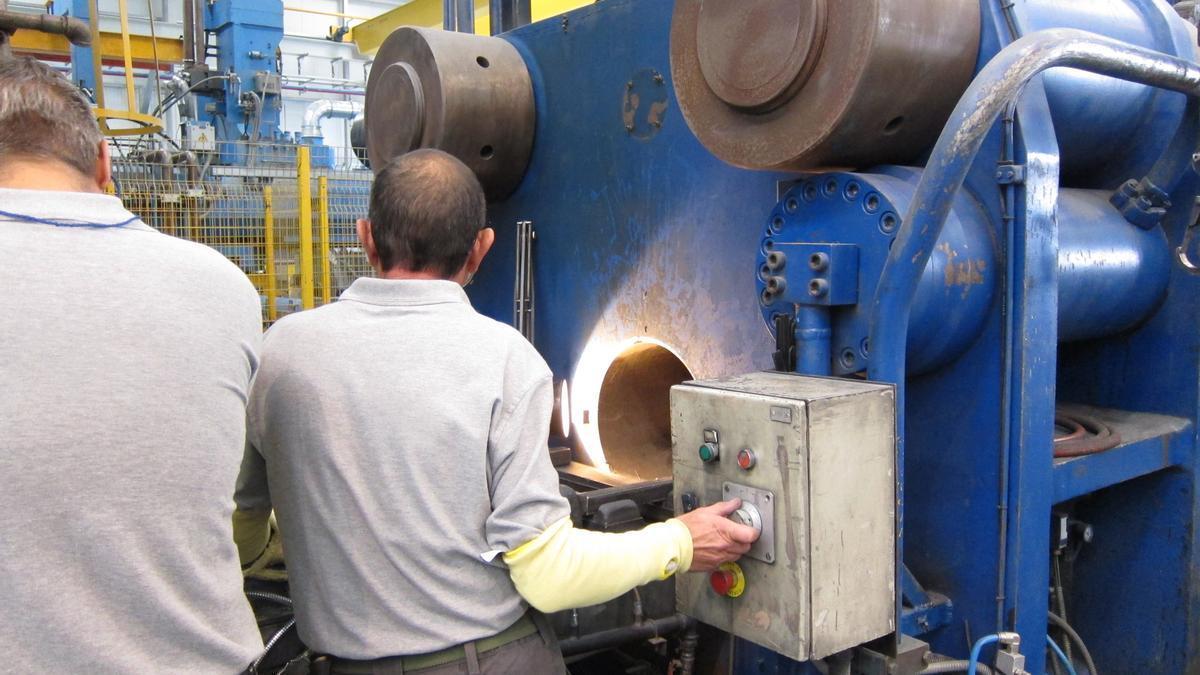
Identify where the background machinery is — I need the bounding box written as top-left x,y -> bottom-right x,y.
362,0 -> 1200,673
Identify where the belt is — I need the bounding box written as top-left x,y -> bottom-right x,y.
328,612 -> 540,673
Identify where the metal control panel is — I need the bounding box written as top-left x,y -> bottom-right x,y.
671,372 -> 896,661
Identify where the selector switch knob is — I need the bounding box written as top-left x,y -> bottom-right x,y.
731,502 -> 763,535
698,442 -> 720,463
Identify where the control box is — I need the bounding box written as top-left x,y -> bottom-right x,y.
671,372 -> 896,661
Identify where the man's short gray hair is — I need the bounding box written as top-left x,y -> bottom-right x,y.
0,56 -> 102,178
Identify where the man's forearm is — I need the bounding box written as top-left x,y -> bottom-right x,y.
503,517 -> 693,613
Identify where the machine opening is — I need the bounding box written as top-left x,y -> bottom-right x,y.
596,342 -> 693,480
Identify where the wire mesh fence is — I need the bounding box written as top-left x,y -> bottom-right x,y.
109,140 -> 373,325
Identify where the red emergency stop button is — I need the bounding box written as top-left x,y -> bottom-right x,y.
709,562 -> 746,598
737,448 -> 756,470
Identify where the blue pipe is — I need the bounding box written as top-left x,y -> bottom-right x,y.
869,28 -> 1200,649
1047,635 -> 1078,675
870,28 -> 1200,388
795,305 -> 832,375
967,634 -> 1001,675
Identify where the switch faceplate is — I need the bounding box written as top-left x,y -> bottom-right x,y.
723,482 -> 775,564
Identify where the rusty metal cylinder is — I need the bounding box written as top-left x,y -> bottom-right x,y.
365,27 -> 535,200
670,0 -> 981,171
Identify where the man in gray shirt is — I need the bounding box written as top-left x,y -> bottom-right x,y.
235,149 -> 758,674
0,57 -> 264,672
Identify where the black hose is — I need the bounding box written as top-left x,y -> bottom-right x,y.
558,613 -> 694,657
1048,611 -> 1098,675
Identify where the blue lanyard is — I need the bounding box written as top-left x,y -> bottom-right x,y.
0,208 -> 139,229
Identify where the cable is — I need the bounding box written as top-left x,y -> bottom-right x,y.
1048,635 -> 1078,675
967,634 -> 1000,675
921,660 -> 993,674
1048,612 -> 1098,675
251,618 -> 296,672
245,591 -> 294,607
1052,553 -> 1072,664
152,75 -> 230,118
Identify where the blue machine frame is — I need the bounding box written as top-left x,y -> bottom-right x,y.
466,1 -> 1200,672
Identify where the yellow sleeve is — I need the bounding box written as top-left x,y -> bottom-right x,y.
232,507 -> 272,567
502,517 -> 694,613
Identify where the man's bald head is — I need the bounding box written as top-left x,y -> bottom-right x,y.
367,149 -> 487,277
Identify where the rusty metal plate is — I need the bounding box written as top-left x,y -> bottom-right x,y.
670,0 -> 981,171
696,0 -> 827,112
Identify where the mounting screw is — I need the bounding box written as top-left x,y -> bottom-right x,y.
808,252 -> 829,272
653,71 -> 664,85
808,278 -> 829,298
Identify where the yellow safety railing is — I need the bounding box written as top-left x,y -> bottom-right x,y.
109,140 -> 374,326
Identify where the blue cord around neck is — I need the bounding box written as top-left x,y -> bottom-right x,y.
0,208 -> 139,229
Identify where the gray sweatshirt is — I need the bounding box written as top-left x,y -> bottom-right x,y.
0,187 -> 264,673
236,278 -> 570,659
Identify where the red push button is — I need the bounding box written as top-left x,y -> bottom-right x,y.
737,448 -> 756,470
710,570 -> 736,596
709,562 -> 746,598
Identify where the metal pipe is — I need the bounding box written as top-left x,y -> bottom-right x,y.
558,613 -> 694,657
301,99 -> 363,138
870,28 -> 1200,387
284,6 -> 371,22
182,0 -> 200,64
795,305 -> 832,375
868,27 -> 1200,647
0,9 -> 91,45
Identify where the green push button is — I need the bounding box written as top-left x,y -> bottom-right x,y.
699,442 -> 719,463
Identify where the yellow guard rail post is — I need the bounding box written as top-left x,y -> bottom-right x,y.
297,146 -> 315,310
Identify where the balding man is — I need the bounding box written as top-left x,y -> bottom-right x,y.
0,57 -> 264,672
234,149 -> 758,674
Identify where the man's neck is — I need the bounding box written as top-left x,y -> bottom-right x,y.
377,268 -> 453,281
0,159 -> 100,193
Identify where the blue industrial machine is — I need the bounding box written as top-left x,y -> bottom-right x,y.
54,0 -> 370,311
59,0 -> 349,169
364,0 -> 1200,672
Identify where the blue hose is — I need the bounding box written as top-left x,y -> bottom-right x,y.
967,634 -> 1001,675
1048,635 -> 1078,675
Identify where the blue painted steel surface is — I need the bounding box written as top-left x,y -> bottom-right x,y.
762,169 -> 997,376
1056,189 -> 1171,342
1015,0 -> 1194,188
199,0 -> 286,162
461,0 -> 1200,672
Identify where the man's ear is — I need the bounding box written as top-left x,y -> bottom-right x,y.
94,139 -> 112,191
356,218 -> 380,267
463,227 -> 496,279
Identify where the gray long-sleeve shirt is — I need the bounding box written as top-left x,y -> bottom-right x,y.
0,188 -> 264,673
236,278 -> 570,659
